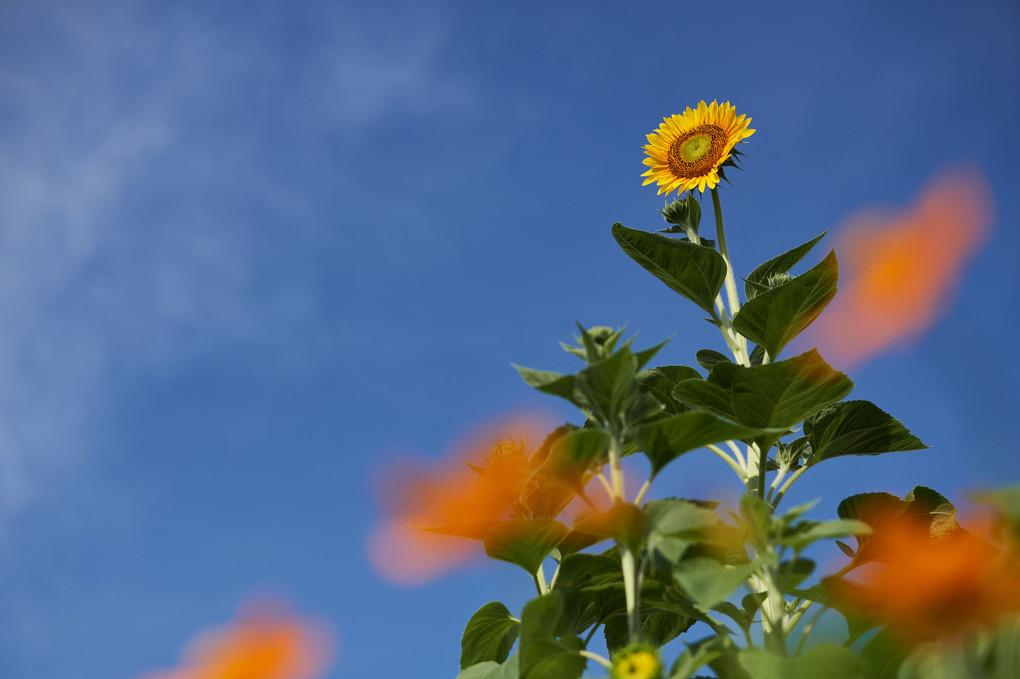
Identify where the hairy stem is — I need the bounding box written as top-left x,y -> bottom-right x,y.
579,650 -> 614,670
711,187 -> 749,364
793,604 -> 829,657
607,434 -> 624,500
707,443 -> 747,479
772,464 -> 810,507
534,563 -> 548,595
620,546 -> 641,644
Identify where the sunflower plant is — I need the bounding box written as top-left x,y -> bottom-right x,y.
412,101 -> 1020,679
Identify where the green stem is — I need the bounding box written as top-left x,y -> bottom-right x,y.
760,565 -> 788,656
707,443 -> 746,479
726,440 -> 747,469
758,450 -> 767,500
534,563 -> 548,595
579,650 -> 614,670
711,187 -> 749,363
772,464 -> 810,507
548,559 -> 563,591
620,545 -> 640,644
745,442 -> 767,499
607,434 -> 624,500
694,223 -> 747,364
793,604 -> 829,657
709,307 -> 745,360
633,478 -> 651,505
583,624 -> 601,647
784,598 -> 813,636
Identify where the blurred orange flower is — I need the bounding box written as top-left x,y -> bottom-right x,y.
829,516 -> 1020,644
140,600 -> 334,679
367,412 -> 590,585
813,167 -> 993,368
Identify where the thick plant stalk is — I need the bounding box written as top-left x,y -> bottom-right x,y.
621,545 -> 640,644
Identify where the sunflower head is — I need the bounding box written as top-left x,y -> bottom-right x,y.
610,644 -> 663,679
641,100 -> 755,196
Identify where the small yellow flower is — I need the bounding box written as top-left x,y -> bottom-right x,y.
611,645 -> 662,679
641,100 -> 755,196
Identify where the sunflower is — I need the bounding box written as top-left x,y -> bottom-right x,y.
610,644 -> 662,679
641,100 -> 755,196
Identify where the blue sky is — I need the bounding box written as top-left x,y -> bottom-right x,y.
0,0 -> 1018,677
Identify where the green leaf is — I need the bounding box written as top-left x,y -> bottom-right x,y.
744,231 -> 827,300
519,593 -> 587,679
461,602 -> 520,669
738,493 -> 772,550
632,336 -> 671,370
554,553 -> 620,589
836,486 -> 959,564
572,502 -> 647,553
483,519 -> 569,575
989,619 -> 1020,679
645,498 -> 721,534
641,609 -> 695,647
710,601 -> 751,630
660,194 -> 703,234
845,609 -> 881,646
732,250 -> 839,358
897,647 -> 972,679
613,223 -> 727,313
637,365 -> 702,415
604,609 -> 693,653
673,350 -> 854,445
738,643 -> 863,679
777,518 -> 870,551
776,558 -> 815,591
860,628 -> 908,679
535,428 -> 609,492
775,437 -> 811,468
514,365 -> 585,409
552,530 -> 603,558
581,580 -> 664,625
636,412 -> 781,476
741,591 -> 768,619
668,636 -> 731,679
575,347 -> 638,423
552,553 -> 619,634
456,655 -> 520,679
674,557 -> 762,609
645,498 -> 722,565
696,349 -> 731,371
903,485 -> 958,537
836,492 -> 904,524
803,400 -> 927,465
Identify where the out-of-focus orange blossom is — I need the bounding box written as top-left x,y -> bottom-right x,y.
829,515 -> 1020,644
812,167 -> 993,368
367,412 -> 581,585
140,600 -> 334,679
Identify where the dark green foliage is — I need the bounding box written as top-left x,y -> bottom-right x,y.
803,400 -> 927,465
673,350 -> 854,448
519,592 -> 587,679
613,223 -> 728,314
732,250 -> 838,358
461,602 -> 520,669
483,519 -> 569,575
744,232 -> 827,300
636,412 -> 780,476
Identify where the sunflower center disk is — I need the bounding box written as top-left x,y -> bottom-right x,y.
667,124 -> 727,179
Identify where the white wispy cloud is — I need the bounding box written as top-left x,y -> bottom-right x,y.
0,0 -> 467,542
